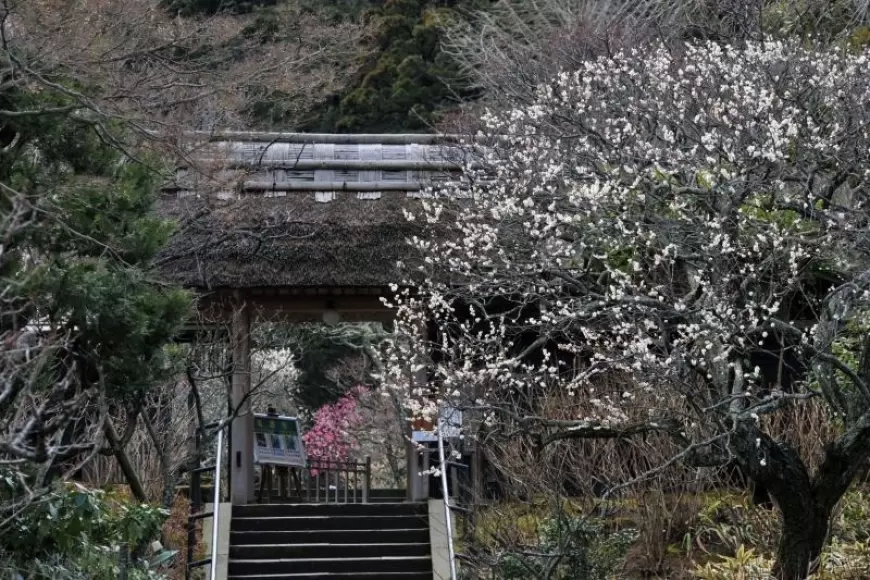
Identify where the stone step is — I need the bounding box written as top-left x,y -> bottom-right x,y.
232,514 -> 428,532
227,556 -> 433,576
230,542 -> 430,560
227,497 -> 433,579
370,489 -> 407,496
257,489 -> 407,499
234,502 -> 427,518
259,495 -> 406,504
227,572 -> 432,580
230,528 -> 430,546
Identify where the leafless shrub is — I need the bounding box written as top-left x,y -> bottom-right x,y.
4,0 -> 371,137
442,0 -> 870,110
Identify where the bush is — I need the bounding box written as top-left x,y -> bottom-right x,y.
833,490 -> 870,543
302,386 -> 368,464
495,517 -> 637,580
692,545 -> 774,580
303,0 -> 484,132
0,481 -> 176,579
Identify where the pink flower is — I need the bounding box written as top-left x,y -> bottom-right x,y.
303,386 -> 369,465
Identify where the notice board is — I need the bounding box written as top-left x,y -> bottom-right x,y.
253,413 -> 306,467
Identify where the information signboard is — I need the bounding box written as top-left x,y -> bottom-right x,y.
253,413 -> 306,467
412,405 -> 462,442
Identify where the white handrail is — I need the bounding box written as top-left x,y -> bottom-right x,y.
437,414 -> 459,580
209,429 -> 224,580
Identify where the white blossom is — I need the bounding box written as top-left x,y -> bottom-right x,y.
378,38 -> 870,457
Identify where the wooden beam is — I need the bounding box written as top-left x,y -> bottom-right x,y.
241,180 -> 452,192
195,291 -> 396,325
186,159 -> 465,171
189,131 -> 471,145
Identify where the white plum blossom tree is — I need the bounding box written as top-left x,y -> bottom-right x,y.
383,38 -> 870,579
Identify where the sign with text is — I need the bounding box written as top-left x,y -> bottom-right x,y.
253,414 -> 306,467
412,406 -> 462,442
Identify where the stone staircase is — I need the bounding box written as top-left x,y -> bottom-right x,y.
227,502 -> 433,579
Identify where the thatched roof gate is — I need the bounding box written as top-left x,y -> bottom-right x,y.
159,132 -> 468,503
158,132 -> 467,301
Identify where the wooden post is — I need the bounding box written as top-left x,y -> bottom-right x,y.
230,296 -> 254,504
408,324 -> 430,501
278,466 -> 288,501
471,425 -> 483,541
406,434 -> 418,501
421,443 -> 431,499
363,456 -> 371,504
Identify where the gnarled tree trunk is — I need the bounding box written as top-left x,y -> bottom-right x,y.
773,499 -> 830,579
732,413 -> 870,579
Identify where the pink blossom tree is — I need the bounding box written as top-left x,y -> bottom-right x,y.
303,386 -> 369,464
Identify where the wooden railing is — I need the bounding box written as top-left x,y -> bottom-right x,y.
304,457 -> 371,504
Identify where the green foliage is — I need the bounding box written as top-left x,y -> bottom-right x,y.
692,541 -> 870,580
763,0 -> 870,39
0,481 -> 174,579
2,82 -> 191,401
692,544 -> 774,580
1,44 -> 190,558
686,493 -> 780,558
160,0 -> 277,16
272,322 -> 388,417
495,517 -> 637,580
835,490 -> 870,543
685,491 -> 870,579
152,0 -> 483,131
850,26 -> 870,48
9,162 -> 190,401
303,0 -> 484,132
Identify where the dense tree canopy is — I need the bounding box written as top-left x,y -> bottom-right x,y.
161,0 -> 279,15
0,81 -> 191,496
304,0 -> 485,132
276,323 -> 389,416
158,0 -> 483,131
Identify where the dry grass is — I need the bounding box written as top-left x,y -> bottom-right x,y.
162,493 -> 192,580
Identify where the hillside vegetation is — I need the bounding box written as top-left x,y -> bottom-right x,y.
161,0 -> 486,132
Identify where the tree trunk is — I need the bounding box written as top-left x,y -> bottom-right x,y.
774,409 -> 870,578
729,420 -> 828,580
105,418 -> 148,502
730,413 -> 870,579
773,501 -> 830,580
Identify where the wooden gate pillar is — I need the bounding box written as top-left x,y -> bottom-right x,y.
230,295 -> 255,504
408,323 -> 432,501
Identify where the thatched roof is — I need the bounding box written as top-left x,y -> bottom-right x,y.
157,193 -> 426,289
156,133 -> 468,290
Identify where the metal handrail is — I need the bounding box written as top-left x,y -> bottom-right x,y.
185,424 -> 226,580
209,429 -> 224,580
437,413 -> 459,580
